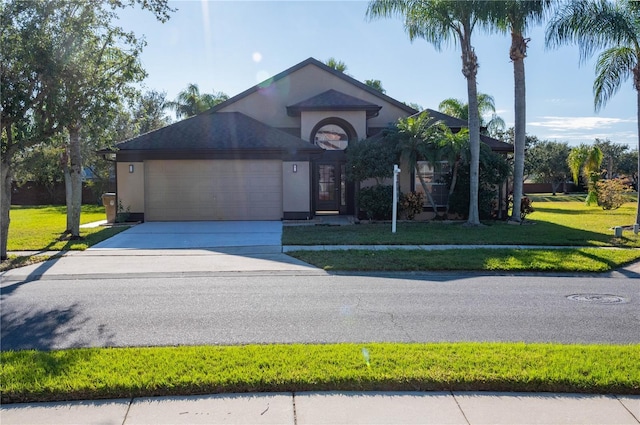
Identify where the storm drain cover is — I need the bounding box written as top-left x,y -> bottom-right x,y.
567,294 -> 628,304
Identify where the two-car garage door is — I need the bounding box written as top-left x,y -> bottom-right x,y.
144,160 -> 283,221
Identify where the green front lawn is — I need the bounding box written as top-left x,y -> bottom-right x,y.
283,202 -> 640,248
7,205 -> 128,251
289,248 -> 640,272
2,343 -> 638,403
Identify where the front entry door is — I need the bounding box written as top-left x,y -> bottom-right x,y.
315,162 -> 347,214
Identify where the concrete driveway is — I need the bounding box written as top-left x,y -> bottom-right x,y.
90,221 -> 282,251
2,221 -> 323,281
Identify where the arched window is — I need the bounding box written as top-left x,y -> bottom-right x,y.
310,118 -> 356,151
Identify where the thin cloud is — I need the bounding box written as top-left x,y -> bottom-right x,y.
527,116 -> 637,147
529,116 -> 635,131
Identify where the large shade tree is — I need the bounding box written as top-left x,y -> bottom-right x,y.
367,0 -> 491,225
546,0 -> 640,224
57,2 -> 149,237
1,1 -> 68,260
489,0 -> 550,223
134,90 -> 172,134
0,0 -> 171,259
525,139 -> 571,196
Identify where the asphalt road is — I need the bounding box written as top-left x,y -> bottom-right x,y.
1,272 -> 639,350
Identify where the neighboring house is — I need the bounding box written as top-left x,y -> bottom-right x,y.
106,57 -> 511,222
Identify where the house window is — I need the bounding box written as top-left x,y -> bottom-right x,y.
313,124 -> 349,150
414,161 -> 450,207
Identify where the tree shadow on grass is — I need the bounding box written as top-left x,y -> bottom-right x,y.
533,207 -> 592,215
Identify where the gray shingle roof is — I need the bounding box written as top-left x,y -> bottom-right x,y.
287,89 -> 382,117
115,112 -> 320,152
423,109 -> 468,128
424,109 -> 513,152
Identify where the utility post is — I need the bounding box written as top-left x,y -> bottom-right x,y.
392,164 -> 401,233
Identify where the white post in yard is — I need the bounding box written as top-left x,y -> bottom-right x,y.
392,164 -> 401,233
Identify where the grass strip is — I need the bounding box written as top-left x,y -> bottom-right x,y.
288,248 -> 640,272
0,255 -> 51,272
8,205 -> 129,251
283,202 -> 640,248
1,343 -> 638,403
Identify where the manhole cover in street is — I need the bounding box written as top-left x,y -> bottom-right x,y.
567,294 -> 628,304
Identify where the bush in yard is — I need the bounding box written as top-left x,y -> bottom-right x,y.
508,196 -> 534,220
358,185 -> 393,220
447,145 -> 510,220
399,191 -> 424,220
596,178 -> 631,210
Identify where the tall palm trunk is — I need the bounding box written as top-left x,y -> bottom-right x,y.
67,125 -> 83,238
462,37 -> 481,225
445,159 -> 460,217
510,31 -> 528,223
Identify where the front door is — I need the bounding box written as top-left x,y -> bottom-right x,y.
315,161 -> 348,214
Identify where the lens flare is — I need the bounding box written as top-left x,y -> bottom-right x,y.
361,347 -> 370,367
252,52 -> 262,63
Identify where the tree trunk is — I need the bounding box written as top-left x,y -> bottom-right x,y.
445,159 -> 460,217
551,181 -> 560,196
510,32 -> 527,224
67,125 -> 83,238
62,147 -> 73,233
462,39 -> 481,225
0,156 -> 12,261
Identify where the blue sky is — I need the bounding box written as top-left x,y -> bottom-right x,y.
117,0 -> 637,148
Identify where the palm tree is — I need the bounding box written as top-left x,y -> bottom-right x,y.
392,112 -> 450,214
438,93 -> 506,135
367,0 -> 491,225
365,79 -> 386,93
437,128 -> 469,216
546,0 -> 640,224
167,83 -> 228,119
568,144 -> 603,205
325,57 -> 348,73
488,1 -> 550,223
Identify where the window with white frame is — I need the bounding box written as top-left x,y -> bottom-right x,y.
414,161 -> 450,207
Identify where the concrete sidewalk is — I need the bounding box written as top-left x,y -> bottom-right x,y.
3,244 -> 640,281
1,391 -> 638,424
0,248 -> 325,282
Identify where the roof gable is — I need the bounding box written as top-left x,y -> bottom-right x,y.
287,89 -> 382,117
423,109 -> 468,128
210,57 -> 418,117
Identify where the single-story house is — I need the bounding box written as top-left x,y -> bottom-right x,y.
106,57 -> 512,221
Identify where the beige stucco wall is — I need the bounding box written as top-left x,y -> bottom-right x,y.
117,162 -> 145,213
300,111 -> 367,142
282,161 -> 310,213
217,63 -> 412,130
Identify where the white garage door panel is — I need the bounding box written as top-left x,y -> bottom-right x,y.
145,160 -> 283,221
